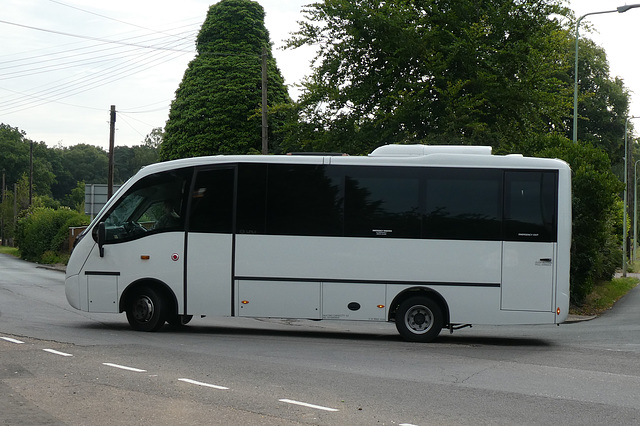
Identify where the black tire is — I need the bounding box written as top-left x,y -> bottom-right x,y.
395,296 -> 443,343
167,314 -> 193,327
126,286 -> 166,332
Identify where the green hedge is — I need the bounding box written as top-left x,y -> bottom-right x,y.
15,207 -> 90,264
528,135 -> 624,305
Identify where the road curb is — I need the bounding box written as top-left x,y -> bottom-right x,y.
36,264 -> 66,273
565,314 -> 597,323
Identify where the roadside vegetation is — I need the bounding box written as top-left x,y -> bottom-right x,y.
0,245 -> 19,257
570,276 -> 639,316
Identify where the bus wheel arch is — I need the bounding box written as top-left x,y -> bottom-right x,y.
389,288 -> 449,343
121,279 -> 177,332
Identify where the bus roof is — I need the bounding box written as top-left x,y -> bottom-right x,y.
135,145 -> 569,180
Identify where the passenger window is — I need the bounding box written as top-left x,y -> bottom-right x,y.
265,164 -> 343,236
504,171 -> 557,242
236,163 -> 267,235
188,167 -> 235,234
424,168 -> 502,241
344,167 -> 421,238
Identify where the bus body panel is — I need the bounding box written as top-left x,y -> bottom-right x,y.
501,241 -> 556,312
185,233 -> 233,316
77,232 -> 185,313
322,283 -> 387,321
234,235 -> 502,285
64,145 -> 572,338
236,280 -> 321,319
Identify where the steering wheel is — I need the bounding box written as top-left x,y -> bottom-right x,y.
124,220 -> 146,234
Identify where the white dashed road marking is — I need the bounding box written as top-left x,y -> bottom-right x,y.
178,378 -> 229,390
43,349 -> 73,357
0,336 -> 414,422
102,362 -> 147,372
279,398 -> 339,412
1,336 -> 24,344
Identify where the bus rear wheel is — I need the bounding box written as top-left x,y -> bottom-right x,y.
126,286 -> 166,332
395,296 -> 443,343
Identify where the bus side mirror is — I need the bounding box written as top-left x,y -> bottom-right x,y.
98,222 -> 106,257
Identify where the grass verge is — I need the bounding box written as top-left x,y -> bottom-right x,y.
570,277 -> 639,316
0,246 -> 20,257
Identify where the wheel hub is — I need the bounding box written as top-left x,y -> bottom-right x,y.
406,305 -> 433,333
133,296 -> 154,323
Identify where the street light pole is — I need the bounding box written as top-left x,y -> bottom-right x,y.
634,159 -> 640,262
623,116 -> 639,276
573,4 -> 640,143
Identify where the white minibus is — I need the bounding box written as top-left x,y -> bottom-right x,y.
65,144 -> 571,342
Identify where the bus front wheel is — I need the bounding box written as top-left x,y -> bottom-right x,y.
126,287 -> 166,332
395,296 -> 443,343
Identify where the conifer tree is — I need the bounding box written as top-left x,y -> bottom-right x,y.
160,0 -> 290,160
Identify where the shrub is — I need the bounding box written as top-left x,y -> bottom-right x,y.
534,135 -> 623,304
16,207 -> 90,263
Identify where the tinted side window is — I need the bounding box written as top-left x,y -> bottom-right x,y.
236,163 -> 267,234
344,167 -> 421,238
188,167 -> 234,234
504,171 -> 557,242
265,164 -> 343,236
423,168 -> 502,240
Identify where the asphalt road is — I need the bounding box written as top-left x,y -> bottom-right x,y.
1,253 -> 640,425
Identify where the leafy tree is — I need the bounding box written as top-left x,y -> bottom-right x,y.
58,144 -> 109,184
61,181 -> 85,212
564,38 -> 629,165
143,127 -> 163,149
532,135 -> 624,304
160,0 -> 291,160
1,175 -> 33,245
0,124 -> 55,199
114,144 -> 158,182
285,0 -> 572,154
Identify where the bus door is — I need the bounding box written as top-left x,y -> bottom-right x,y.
184,166 -> 235,317
501,171 -> 558,312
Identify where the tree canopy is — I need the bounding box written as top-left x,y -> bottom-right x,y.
566,38 -> 629,165
285,0 -> 573,154
160,0 -> 291,160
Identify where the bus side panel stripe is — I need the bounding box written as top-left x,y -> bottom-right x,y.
234,276 -> 500,288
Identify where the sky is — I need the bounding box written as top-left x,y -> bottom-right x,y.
0,0 -> 639,150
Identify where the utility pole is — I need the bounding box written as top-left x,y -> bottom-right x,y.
108,105 -> 116,199
261,47 -> 268,155
13,183 -> 17,246
1,168 -> 4,246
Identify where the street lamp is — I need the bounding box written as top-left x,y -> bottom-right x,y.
623,116 -> 639,276
572,4 -> 640,143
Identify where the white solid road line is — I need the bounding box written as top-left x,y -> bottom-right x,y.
279,398 -> 339,412
102,362 -> 147,373
178,378 -> 229,390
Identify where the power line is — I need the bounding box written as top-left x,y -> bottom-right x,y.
0,48 -> 190,114
0,26 -> 198,73
0,35 -> 195,79
0,19 -> 194,52
47,0 -> 196,42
